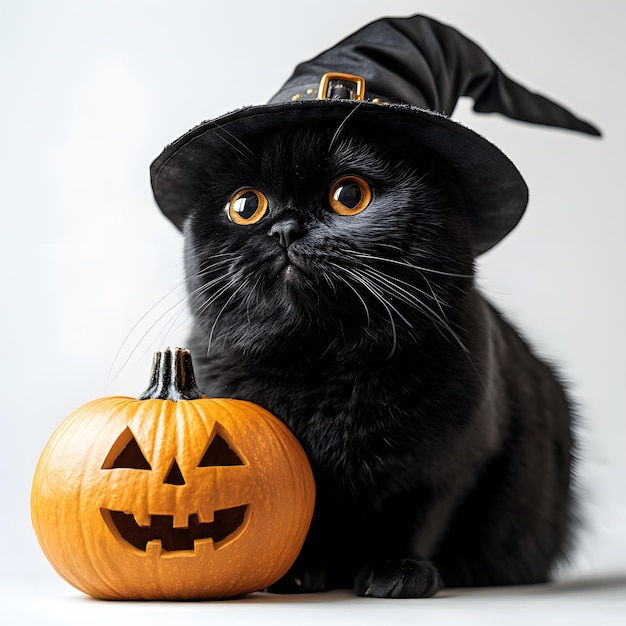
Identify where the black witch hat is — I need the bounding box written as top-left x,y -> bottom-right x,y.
151,15 -> 600,254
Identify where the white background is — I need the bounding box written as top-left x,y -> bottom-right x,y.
1,0 -> 624,623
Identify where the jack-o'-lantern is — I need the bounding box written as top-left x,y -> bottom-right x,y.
31,348 -> 315,600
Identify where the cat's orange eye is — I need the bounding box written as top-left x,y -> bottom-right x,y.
329,176 -> 372,216
227,188 -> 269,225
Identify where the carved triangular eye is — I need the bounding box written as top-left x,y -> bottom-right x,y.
199,430 -> 245,467
102,427 -> 151,470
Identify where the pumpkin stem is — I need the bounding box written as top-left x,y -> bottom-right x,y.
138,348 -> 206,401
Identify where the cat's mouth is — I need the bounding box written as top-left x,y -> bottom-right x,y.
275,252 -> 311,281
282,264 -> 299,279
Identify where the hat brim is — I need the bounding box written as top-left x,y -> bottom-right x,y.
150,99 -> 528,255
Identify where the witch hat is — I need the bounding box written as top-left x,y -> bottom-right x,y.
150,14 -> 600,254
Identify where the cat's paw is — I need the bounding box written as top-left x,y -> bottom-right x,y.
265,561 -> 327,594
354,557 -> 442,598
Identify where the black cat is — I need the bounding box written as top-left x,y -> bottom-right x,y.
150,14 -> 600,599
182,121 -> 574,598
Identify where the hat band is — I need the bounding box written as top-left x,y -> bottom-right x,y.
269,72 -> 395,106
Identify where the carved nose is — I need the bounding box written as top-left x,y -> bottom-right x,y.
164,458 -> 185,485
269,218 -> 303,249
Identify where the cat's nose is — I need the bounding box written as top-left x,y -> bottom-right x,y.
269,218 -> 303,249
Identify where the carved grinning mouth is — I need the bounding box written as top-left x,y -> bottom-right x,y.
101,505 -> 248,553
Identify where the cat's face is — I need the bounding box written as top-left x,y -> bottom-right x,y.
183,122 -> 475,358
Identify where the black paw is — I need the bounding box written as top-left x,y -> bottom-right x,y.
265,561 -> 327,594
354,558 -> 442,598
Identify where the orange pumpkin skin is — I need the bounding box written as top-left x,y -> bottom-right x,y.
31,350 -> 315,600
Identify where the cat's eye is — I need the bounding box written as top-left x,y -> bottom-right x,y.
227,188 -> 269,225
329,176 -> 372,216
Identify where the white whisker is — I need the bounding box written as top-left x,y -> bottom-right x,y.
206,278 -> 251,357
361,266 -> 470,356
211,125 -> 256,160
329,261 -> 405,358
332,271 -> 372,327
105,253 -> 244,389
349,250 -> 473,279
329,102 -> 364,152
244,273 -> 264,325
105,276 -> 190,389
422,273 -> 449,325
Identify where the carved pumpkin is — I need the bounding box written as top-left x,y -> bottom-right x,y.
31,348 -> 315,600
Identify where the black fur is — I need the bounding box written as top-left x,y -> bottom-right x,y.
182,122 -> 574,597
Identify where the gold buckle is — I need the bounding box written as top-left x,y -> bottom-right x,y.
317,72 -> 366,101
